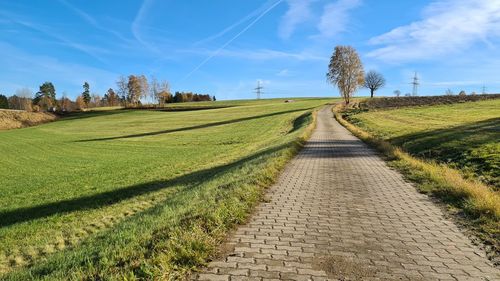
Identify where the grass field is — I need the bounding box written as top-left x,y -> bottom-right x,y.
347,99 -> 500,189
0,98 -> 331,280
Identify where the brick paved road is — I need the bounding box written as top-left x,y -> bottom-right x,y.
194,105 -> 499,281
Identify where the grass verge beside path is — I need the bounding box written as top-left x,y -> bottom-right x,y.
333,105 -> 500,264
2,103 -> 322,280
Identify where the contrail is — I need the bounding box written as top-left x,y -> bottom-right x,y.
183,0 -> 284,80
193,0 -> 278,46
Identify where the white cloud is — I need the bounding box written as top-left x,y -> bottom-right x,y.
368,0 -> 500,62
316,0 -> 361,38
279,0 -> 315,39
276,69 -> 291,76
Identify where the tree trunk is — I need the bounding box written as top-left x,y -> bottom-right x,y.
370,89 -> 374,98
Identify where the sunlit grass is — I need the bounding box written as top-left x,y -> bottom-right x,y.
0,98 -> 331,279
346,99 -> 500,188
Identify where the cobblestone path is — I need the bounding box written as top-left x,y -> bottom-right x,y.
194,105 -> 499,281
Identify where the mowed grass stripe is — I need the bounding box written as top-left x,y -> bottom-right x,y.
0,98 -> 330,279
347,99 -> 500,189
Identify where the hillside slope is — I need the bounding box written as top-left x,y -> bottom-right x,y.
0,110 -> 57,130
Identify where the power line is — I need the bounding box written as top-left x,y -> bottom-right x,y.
412,72 -> 419,96
254,80 -> 263,100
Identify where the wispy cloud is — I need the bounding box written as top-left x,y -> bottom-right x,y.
278,0 -> 315,39
183,48 -> 327,62
276,69 -> 291,77
57,0 -> 132,44
194,0 -> 279,46
0,12 -> 109,64
368,0 -> 500,62
183,0 -> 284,80
132,0 -> 162,54
316,0 -> 362,38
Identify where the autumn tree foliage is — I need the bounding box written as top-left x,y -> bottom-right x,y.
103,88 -> 120,106
126,75 -> 145,106
326,45 -> 364,105
173,92 -> 212,103
59,93 -> 73,112
76,95 -> 86,110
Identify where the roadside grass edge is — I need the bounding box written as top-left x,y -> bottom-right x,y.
333,104 -> 500,263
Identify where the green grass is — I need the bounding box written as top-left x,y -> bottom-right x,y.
346,99 -> 500,189
0,98 -> 331,280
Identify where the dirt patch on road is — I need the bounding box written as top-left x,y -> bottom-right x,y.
313,255 -> 379,280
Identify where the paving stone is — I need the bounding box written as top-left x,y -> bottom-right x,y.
195,106 -> 499,280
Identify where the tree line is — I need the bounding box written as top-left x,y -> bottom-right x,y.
0,75 -> 215,112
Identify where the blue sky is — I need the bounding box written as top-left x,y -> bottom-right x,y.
1,0 -> 500,100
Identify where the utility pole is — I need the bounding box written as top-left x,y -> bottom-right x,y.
412,72 -> 419,96
482,84 -> 487,95
254,80 -> 263,100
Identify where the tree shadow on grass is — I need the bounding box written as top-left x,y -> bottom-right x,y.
0,142 -> 292,228
388,117 -> 499,187
288,112 -> 312,134
59,109 -> 130,121
59,106 -> 233,121
77,107 -> 314,142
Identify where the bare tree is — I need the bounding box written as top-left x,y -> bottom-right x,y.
139,75 -> 149,103
149,76 -> 159,105
60,92 -> 73,112
17,88 -> 33,111
157,81 -> 171,106
393,90 -> 401,97
445,89 -> 454,96
364,70 -> 385,98
326,45 -> 364,105
116,76 -> 128,105
91,94 -> 101,107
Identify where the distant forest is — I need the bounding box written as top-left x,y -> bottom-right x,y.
0,75 -> 215,112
